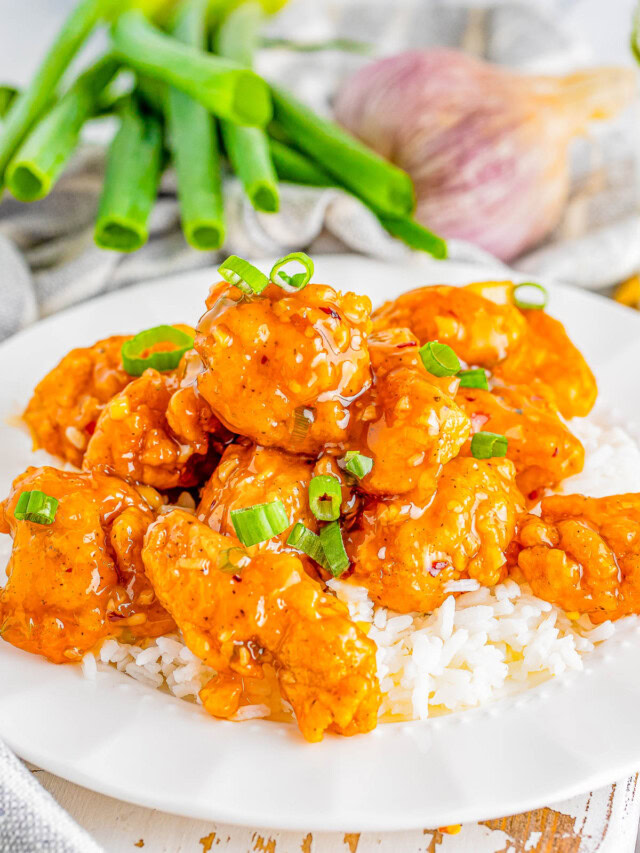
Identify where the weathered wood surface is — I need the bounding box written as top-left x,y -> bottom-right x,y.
30,767 -> 640,853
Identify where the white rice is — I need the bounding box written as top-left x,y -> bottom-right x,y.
85,404 -> 638,723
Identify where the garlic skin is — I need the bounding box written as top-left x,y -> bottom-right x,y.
335,50 -> 635,261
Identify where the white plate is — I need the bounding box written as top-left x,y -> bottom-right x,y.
2,255 -> 640,832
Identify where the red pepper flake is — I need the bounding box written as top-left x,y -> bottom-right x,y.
552,447 -> 559,457
319,306 -> 339,319
396,341 -> 417,349
528,489 -> 540,502
85,421 -> 97,435
107,612 -> 125,621
260,355 -> 268,365
232,574 -> 242,583
429,560 -> 448,577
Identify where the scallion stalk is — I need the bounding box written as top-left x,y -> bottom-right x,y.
377,214 -> 447,260
269,137 -> 446,258
94,96 -> 163,253
6,56 -> 119,202
268,137 -> 337,187
319,521 -> 349,577
270,84 -> 415,217
111,9 -> 272,126
0,86 -> 19,119
167,0 -> 225,250
308,475 -> 342,522
230,500 -> 290,546
0,0 -> 114,190
215,3 -> 279,212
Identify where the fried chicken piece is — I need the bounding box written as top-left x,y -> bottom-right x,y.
197,442 -> 317,547
84,370 -> 228,490
457,382 -> 584,503
142,510 -> 381,742
493,310 -> 597,418
515,494 -> 640,622
344,328 -> 470,495
372,284 -> 526,367
23,335 -> 132,466
345,457 -> 525,613
0,467 -> 174,663
195,282 -> 372,454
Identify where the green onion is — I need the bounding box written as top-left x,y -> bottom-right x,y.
111,10 -> 272,127
222,124 -> 280,211
270,252 -> 314,290
458,368 -> 489,390
218,255 -> 269,295
419,341 -> 461,377
377,215 -> 447,260
167,0 -> 225,250
632,2 -> 640,65
94,96 -> 163,253
512,282 -> 548,311
319,521 -> 349,577
268,137 -> 446,258
291,405 -> 315,444
308,474 -> 341,522
470,431 -> 509,460
6,56 -> 119,202
217,546 -> 250,574
216,3 -> 279,212
0,86 -> 19,119
120,325 -> 194,376
286,522 -> 328,568
270,85 -> 415,217
14,490 -> 59,525
269,137 -> 337,187
0,0 -> 112,190
230,500 -> 290,546
343,451 -> 373,479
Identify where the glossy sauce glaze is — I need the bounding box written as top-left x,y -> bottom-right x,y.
0,467 -> 174,663
23,335 -> 133,466
195,283 -> 373,453
514,494 -> 640,622
344,457 -> 524,612
83,368 -> 228,490
143,510 -> 380,742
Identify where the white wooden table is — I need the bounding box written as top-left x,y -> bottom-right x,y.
29,765 -> 640,853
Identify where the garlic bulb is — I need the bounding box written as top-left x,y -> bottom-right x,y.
335,50 -> 635,261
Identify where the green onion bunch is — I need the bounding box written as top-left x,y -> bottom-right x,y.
0,0 -> 446,258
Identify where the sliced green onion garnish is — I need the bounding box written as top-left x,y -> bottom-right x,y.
120,325 -> 194,377
217,546 -> 250,574
291,405 -> 315,444
470,431 -> 509,459
419,341 -> 461,377
512,282 -> 548,311
458,368 -> 489,390
343,451 -> 373,479
286,522 -> 328,569
14,490 -> 59,525
270,252 -> 314,291
319,521 -> 350,577
230,499 -> 290,546
308,474 -> 341,521
218,255 -> 269,295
